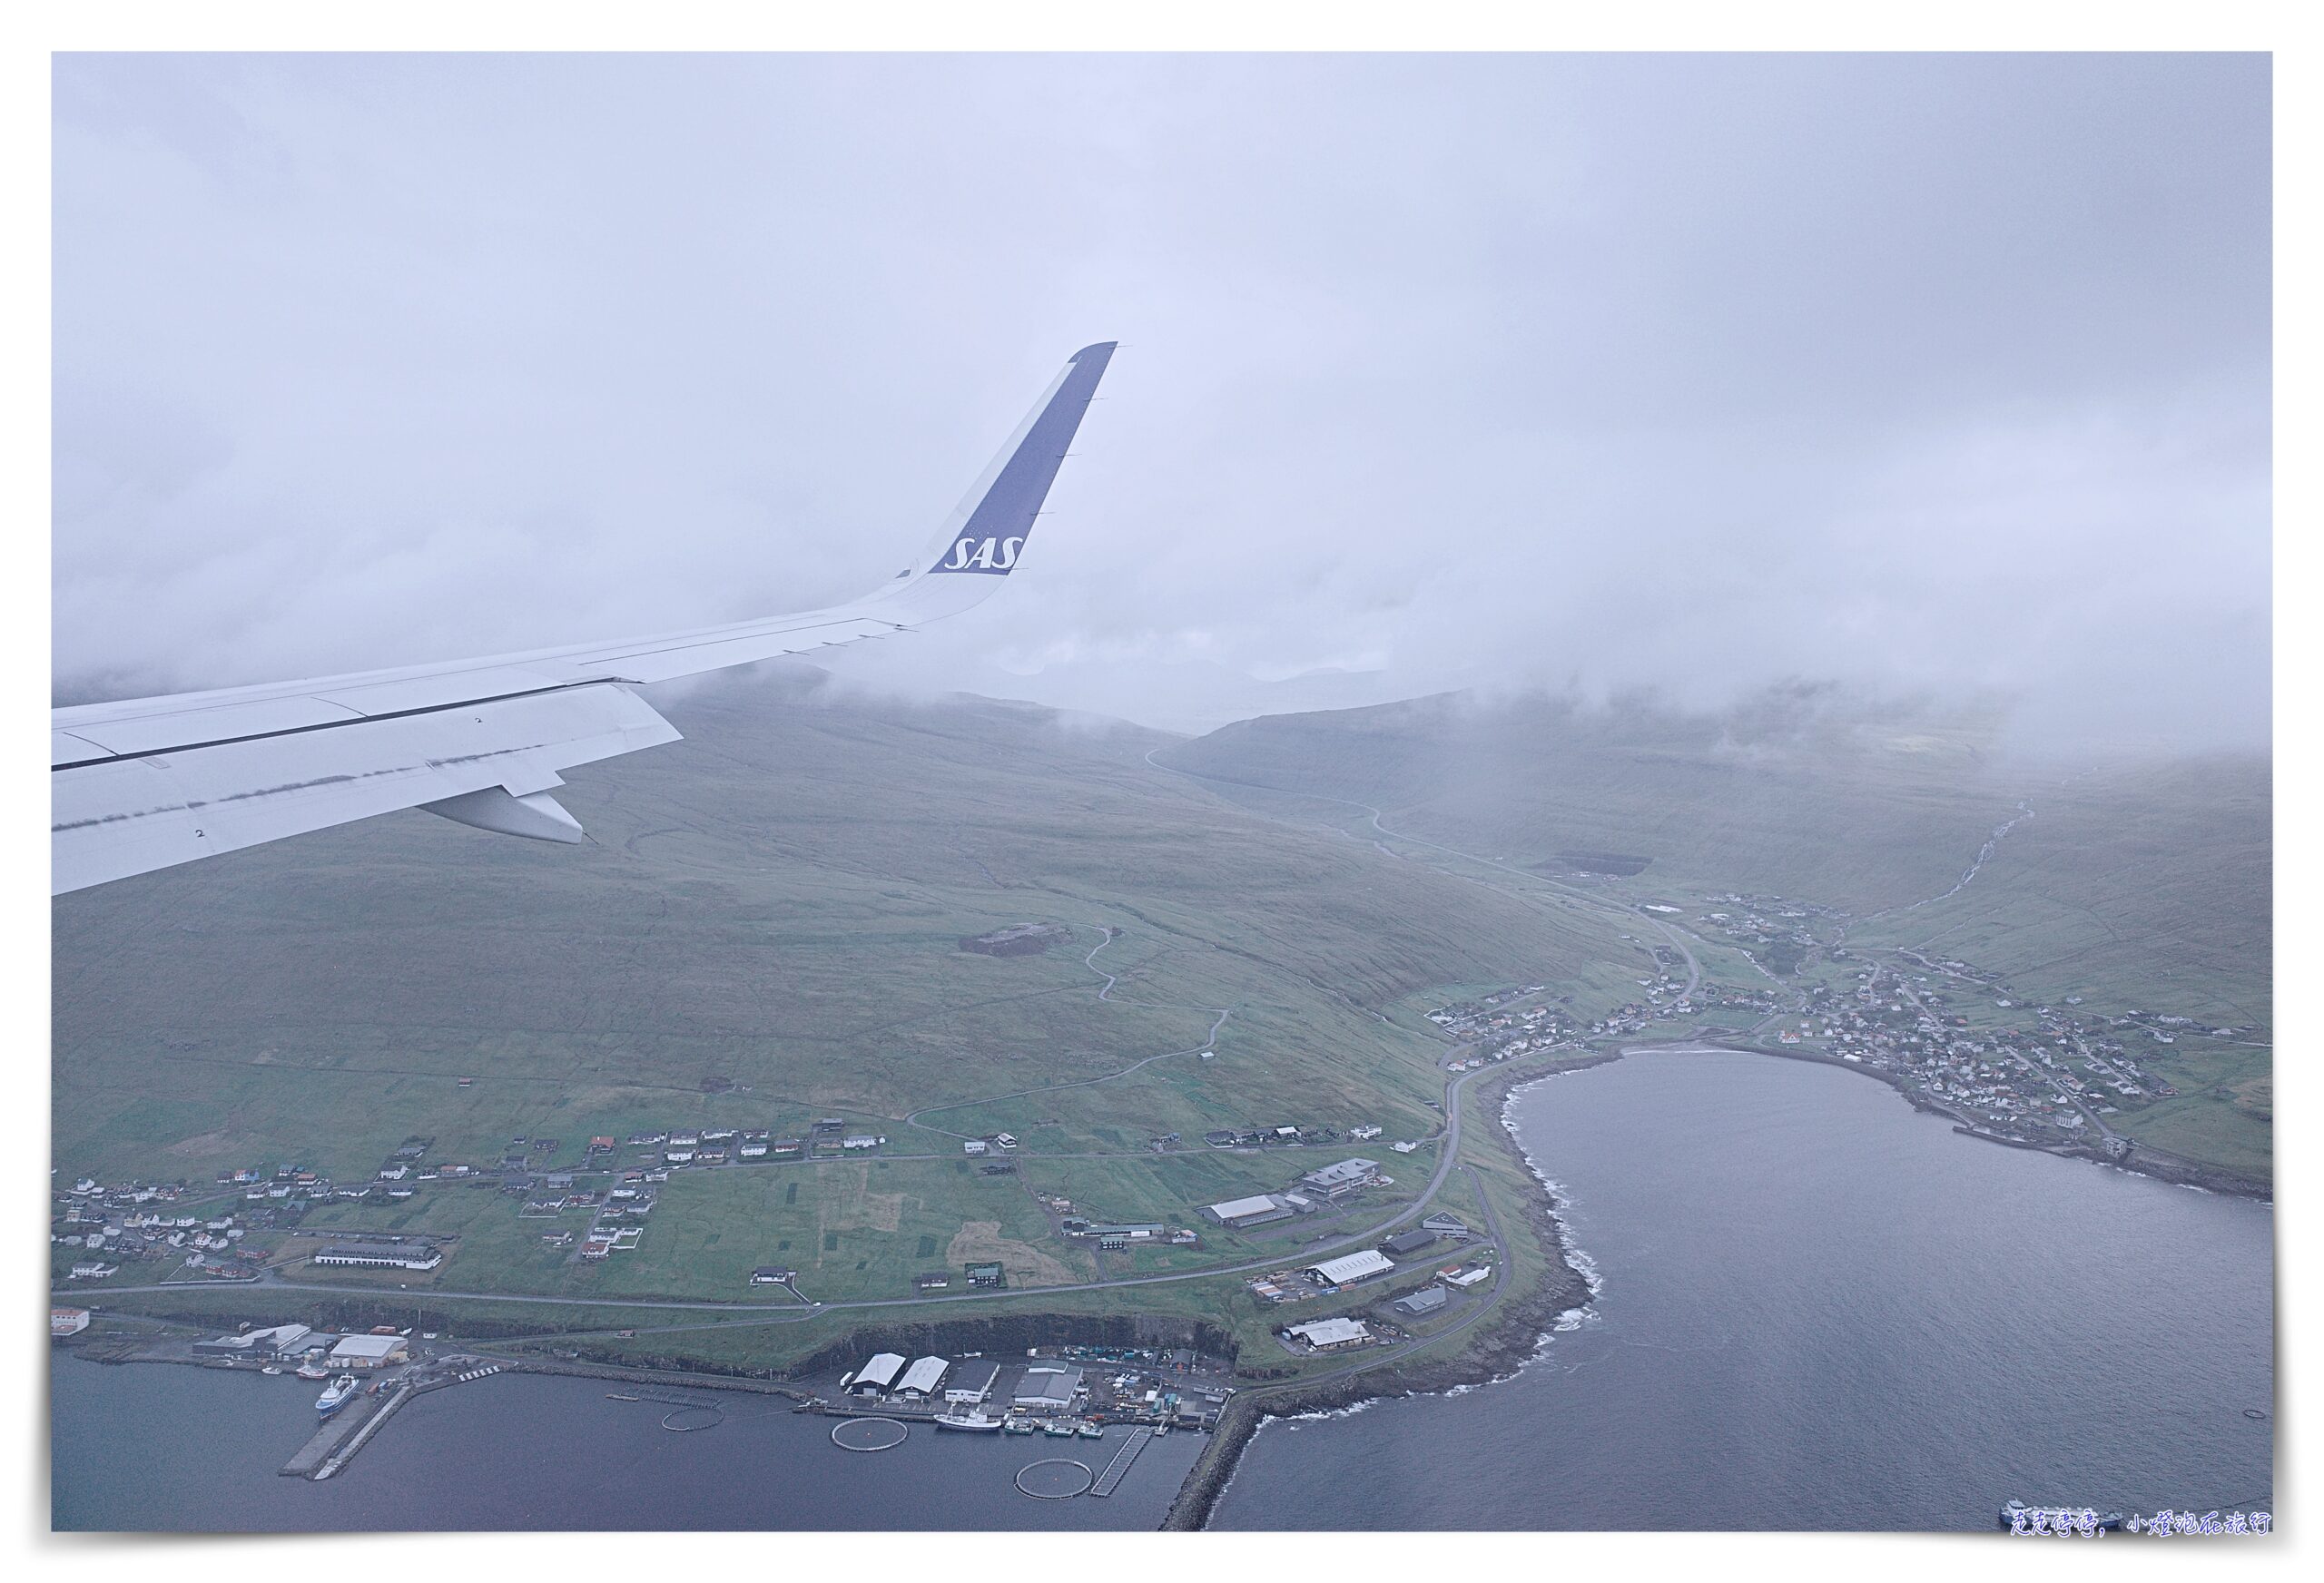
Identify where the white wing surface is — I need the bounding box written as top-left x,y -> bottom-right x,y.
52,342 -> 1118,895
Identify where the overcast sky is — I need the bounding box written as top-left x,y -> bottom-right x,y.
53,53 -> 2271,747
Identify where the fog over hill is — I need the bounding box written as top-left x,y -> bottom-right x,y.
1158,683 -> 2270,1034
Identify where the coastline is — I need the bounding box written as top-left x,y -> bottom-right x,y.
56,1038 -> 2265,1527
1157,1050 -> 1611,1531
1708,1038 -> 2272,1202
1156,1032 -> 2270,1530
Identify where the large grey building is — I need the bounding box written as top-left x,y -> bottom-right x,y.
1013,1364 -> 1084,1411
1299,1158 -> 1381,1197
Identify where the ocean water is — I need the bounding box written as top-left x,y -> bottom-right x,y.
1211,1047 -> 2274,1530
51,1047 -> 2274,1532
50,1359 -> 1205,1531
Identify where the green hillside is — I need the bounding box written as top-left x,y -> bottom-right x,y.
50,671 -> 2270,1352
1160,687 -> 2271,1176
1160,687 -> 2028,914
1851,755 -> 2270,1029
52,669 -> 1640,1189
1161,691 -> 2269,1027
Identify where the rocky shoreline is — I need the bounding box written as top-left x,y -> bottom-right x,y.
1157,1051 -> 1608,1531
1156,1030 -> 2270,1529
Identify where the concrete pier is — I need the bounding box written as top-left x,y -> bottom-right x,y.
313,1383 -> 415,1479
279,1391 -> 389,1479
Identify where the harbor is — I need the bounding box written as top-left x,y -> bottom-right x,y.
53,1353 -> 1213,1530
59,1316 -> 1227,1507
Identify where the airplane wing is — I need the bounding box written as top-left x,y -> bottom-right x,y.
51,341 -> 1118,895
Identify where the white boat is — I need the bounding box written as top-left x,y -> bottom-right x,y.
316,1374 -> 359,1417
1077,1421 -> 1105,1439
932,1411 -> 1003,1432
1002,1417 -> 1038,1436
260,1364 -> 283,1376
295,1361 -> 330,1381
1042,1419 -> 1076,1438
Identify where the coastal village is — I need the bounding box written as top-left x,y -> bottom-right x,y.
50,962 -> 1564,1499
1610,889 -> 2261,1168
52,909 -> 2263,1517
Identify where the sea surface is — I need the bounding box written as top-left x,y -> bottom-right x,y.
51,1046 -> 2274,1532
1212,1047 -> 2276,1530
51,1359 -> 1205,1530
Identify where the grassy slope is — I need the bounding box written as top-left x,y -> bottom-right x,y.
1852,755 -> 2271,1032
1162,688 -> 2272,1177
53,669 -> 1645,1362
1848,754 -> 2271,1175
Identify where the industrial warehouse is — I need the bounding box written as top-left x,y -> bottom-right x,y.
1306,1248 -> 1393,1286
817,1347 -> 1238,1440
309,1241 -> 443,1272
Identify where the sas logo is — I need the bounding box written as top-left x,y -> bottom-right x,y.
937,535 -> 1025,572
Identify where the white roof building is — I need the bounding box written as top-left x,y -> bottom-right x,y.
896,1356 -> 949,1398
1299,1157 -> 1381,1192
1306,1248 -> 1393,1286
1205,1194 -> 1289,1225
1287,1317 -> 1372,1350
196,1322 -> 317,1356
329,1333 -> 407,1365
849,1352 -> 907,1394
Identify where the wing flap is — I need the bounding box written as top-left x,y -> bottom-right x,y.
55,694 -> 369,760
51,684 -> 678,893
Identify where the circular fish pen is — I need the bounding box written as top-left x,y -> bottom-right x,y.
1015,1459 -> 1095,1499
831,1416 -> 909,1452
661,1404 -> 724,1433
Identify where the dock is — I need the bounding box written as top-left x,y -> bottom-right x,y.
312,1382 -> 416,1479
280,1390 -> 395,1479
1088,1426 -> 1151,1497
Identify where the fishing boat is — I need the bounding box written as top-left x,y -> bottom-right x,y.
1077,1421 -> 1105,1439
1002,1417 -> 1038,1436
315,1374 -> 359,1418
933,1411 -> 1003,1433
295,1361 -> 330,1381
1042,1419 -> 1076,1438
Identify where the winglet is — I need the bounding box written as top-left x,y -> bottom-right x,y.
881,343 -> 1116,614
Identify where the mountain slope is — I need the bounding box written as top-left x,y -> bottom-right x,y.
51,669 -> 1640,1184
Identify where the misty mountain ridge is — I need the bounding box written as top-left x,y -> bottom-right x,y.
1157,679 -> 2268,1037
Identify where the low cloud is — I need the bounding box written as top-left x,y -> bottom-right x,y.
54,54 -> 2270,750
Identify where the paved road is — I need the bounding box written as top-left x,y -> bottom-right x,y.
65,762 -> 1600,1331
1265,1162 -> 1519,1391
1877,951 -> 2126,1145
